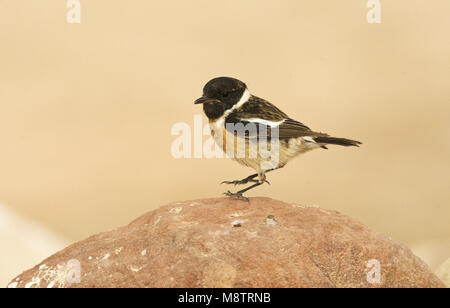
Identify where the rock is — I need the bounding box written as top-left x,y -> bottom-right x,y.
435,258 -> 450,287
7,197 -> 445,288
0,203 -> 69,287
410,239 -> 450,271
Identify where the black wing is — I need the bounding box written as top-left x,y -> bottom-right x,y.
225,96 -> 327,139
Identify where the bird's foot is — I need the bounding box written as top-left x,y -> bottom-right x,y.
223,190 -> 249,202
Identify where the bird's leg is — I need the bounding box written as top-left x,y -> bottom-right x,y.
221,168 -> 276,186
221,173 -> 258,186
223,173 -> 267,202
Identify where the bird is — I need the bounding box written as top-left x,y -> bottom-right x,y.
195,77 -> 361,201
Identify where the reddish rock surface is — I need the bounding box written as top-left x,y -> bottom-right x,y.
7,197 -> 445,288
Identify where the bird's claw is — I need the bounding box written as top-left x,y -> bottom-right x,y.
223,190 -> 249,202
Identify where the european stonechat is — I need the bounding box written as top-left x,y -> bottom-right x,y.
195,77 -> 361,201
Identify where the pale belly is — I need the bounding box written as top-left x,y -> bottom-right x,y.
209,121 -> 321,173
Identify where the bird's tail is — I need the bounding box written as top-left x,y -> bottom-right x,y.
313,136 -> 362,147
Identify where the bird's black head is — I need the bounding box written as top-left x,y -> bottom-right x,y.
195,77 -> 247,120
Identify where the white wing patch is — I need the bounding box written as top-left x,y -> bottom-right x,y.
243,118 -> 286,128
302,136 -> 316,143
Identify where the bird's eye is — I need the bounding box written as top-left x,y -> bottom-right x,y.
222,92 -> 229,98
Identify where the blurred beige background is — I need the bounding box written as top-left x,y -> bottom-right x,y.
1,1 -> 449,285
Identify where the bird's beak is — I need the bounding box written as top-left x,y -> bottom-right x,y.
194,96 -> 221,104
